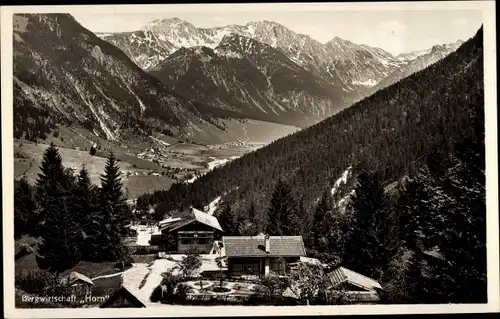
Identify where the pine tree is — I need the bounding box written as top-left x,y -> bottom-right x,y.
95,152 -> 129,262
266,179 -> 302,236
217,202 -> 238,236
438,132 -> 486,303
14,177 -> 37,239
35,143 -> 66,231
72,166 -> 100,260
35,143 -> 81,272
99,152 -> 128,235
343,170 -> 392,279
247,201 -> 257,222
404,251 -> 429,303
310,191 -> 331,252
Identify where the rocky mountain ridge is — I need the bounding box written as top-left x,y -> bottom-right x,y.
149,33 -> 350,127
98,18 -> 463,96
13,14 -> 224,143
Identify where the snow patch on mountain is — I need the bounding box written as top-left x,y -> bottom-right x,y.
331,166 -> 352,196
352,79 -> 378,87
204,196 -> 222,215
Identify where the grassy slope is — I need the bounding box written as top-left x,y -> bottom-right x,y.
14,140 -> 174,199
14,117 -> 301,199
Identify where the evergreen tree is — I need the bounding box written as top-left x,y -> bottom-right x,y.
35,143 -> 81,272
72,166 -> 100,260
217,202 -> 239,236
310,191 -> 331,252
247,201 -> 257,222
404,251 -> 430,303
14,177 -> 37,239
99,152 -> 128,235
343,170 -> 392,279
266,179 -> 302,236
438,130 -> 486,303
238,217 -> 259,236
94,152 -> 129,262
236,201 -> 260,236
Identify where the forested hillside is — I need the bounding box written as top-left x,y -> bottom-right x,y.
139,26 -> 484,218
135,26 -> 486,304
13,14 -> 223,142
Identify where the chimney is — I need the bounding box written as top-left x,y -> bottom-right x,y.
265,234 -> 270,254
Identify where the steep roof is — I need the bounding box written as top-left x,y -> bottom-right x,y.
160,207 -> 222,232
327,267 -> 382,291
99,285 -> 146,308
222,235 -> 306,257
62,271 -> 94,286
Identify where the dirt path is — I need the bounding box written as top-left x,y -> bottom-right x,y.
118,260 -> 179,305
91,271 -> 124,281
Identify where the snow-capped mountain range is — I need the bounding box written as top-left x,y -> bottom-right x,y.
13,13 -> 465,144
98,17 -> 464,96
148,33 -> 349,127
373,40 -> 466,92
13,14 -> 224,142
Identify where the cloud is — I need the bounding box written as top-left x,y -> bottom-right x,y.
452,17 -> 469,27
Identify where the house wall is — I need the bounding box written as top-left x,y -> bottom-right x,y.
163,222 -> 216,254
269,257 -> 300,275
71,281 -> 92,297
228,257 -> 264,276
227,256 -> 301,276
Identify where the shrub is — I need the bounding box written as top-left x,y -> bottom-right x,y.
15,244 -> 34,260
259,275 -> 289,301
150,285 -> 163,302
15,270 -> 55,294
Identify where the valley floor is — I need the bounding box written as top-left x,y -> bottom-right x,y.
14,118 -> 300,199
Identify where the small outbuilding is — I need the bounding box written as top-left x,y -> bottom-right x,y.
61,271 -> 94,297
326,266 -> 383,304
99,286 -> 146,308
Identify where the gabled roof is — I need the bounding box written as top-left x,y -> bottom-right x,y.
62,271 -> 94,286
160,207 -> 222,232
327,267 -> 382,291
222,235 -> 306,257
99,285 -> 146,308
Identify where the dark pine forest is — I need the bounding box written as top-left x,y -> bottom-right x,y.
139,26 -> 484,219
136,27 -> 487,304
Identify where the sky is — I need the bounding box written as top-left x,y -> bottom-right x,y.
72,5 -> 482,56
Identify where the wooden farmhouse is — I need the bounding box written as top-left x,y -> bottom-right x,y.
222,234 -> 307,277
157,206 -> 223,254
60,271 -> 94,297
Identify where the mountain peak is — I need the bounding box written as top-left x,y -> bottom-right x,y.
142,17 -> 193,30
326,36 -> 356,47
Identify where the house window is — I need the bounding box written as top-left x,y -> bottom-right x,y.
242,263 -> 259,275
232,263 -> 242,272
270,259 -> 286,273
244,265 -> 253,274
181,239 -> 191,245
